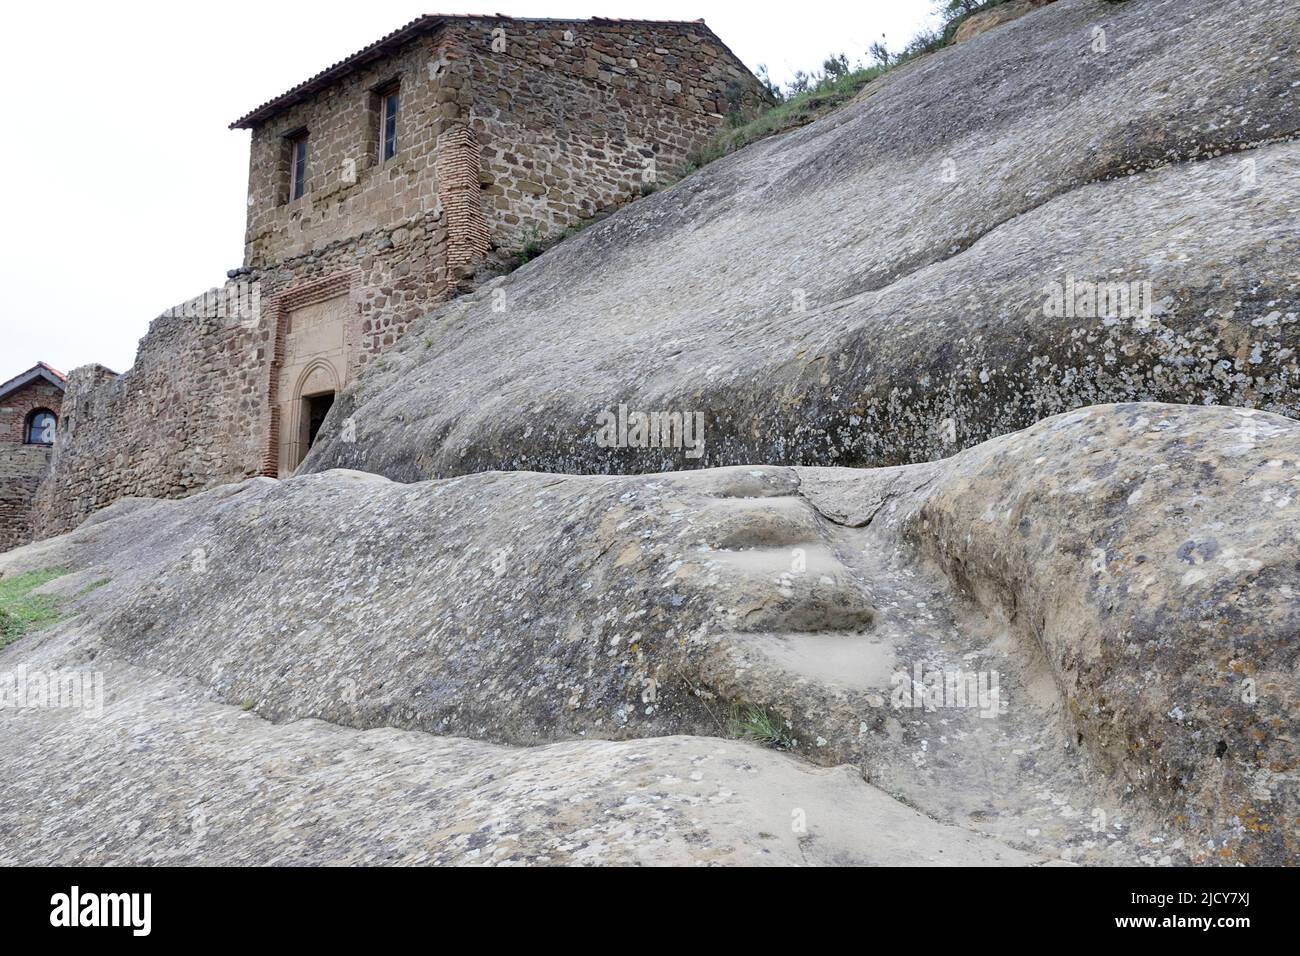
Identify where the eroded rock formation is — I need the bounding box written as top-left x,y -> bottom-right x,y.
3,0 -> 1297,868
3,403 -> 1294,864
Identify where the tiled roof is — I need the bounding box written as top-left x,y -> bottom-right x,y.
0,362 -> 67,400
229,13 -> 719,130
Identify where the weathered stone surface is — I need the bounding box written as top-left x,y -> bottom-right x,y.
3,403 -> 1295,864
304,0 -> 1300,484
0,655 -> 1033,866
953,0 -> 1053,44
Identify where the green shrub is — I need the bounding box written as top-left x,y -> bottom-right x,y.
500,216 -> 605,275
729,703 -> 795,750
690,63 -> 889,168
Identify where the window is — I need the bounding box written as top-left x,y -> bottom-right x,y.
289,132 -> 308,200
378,84 -> 399,162
25,409 -> 56,445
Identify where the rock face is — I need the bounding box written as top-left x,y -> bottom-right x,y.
0,658 -> 1035,865
4,0 -> 1298,868
953,0 -> 1054,45
3,403 -> 1295,864
304,0 -> 1300,485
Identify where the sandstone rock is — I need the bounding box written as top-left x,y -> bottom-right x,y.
0,657 -> 1034,866
303,0 -> 1300,485
6,0 -> 1297,870
3,403 -> 1295,864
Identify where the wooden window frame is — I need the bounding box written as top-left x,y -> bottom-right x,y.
287,131 -> 309,201
377,83 -> 399,164
24,408 -> 57,445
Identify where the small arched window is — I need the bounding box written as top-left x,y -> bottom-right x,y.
25,409 -> 57,445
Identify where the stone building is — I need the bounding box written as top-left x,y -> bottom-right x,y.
22,14 -> 768,545
0,363 -> 66,552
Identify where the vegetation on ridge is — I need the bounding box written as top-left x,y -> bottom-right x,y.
729,703 -> 796,750
689,0 -> 1021,168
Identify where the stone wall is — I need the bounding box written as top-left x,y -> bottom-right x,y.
463,17 -> 769,253
252,207 -> 452,374
31,216 -> 455,540
241,16 -> 769,270
243,39 -> 444,270
31,305 -> 266,539
0,378 -> 63,444
0,446 -> 51,552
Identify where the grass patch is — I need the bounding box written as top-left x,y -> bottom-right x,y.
729,703 -> 795,750
0,568 -> 69,648
516,230 -> 549,266
494,215 -> 607,277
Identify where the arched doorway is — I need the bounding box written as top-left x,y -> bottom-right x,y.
283,360 -> 340,473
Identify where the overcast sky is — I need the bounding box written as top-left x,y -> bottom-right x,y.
0,0 -> 941,377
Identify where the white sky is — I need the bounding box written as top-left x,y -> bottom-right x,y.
0,0 -> 941,377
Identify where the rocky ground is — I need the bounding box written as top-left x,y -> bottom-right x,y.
2,403 -> 1295,864
2,0 -> 1297,866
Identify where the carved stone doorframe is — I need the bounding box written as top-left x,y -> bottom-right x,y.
261,271 -> 359,477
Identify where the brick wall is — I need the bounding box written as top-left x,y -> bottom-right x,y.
0,377 -> 62,551
0,378 -> 63,445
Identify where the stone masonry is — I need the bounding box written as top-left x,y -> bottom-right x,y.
0,447 -> 54,554
27,14 -> 768,542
